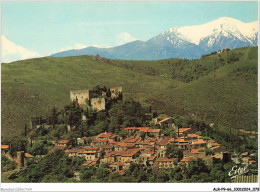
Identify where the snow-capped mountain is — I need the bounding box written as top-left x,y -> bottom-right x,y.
157,17 -> 258,52
52,17 -> 258,60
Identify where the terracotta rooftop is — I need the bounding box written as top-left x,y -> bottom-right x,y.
187,134 -> 201,138
1,145 -> 9,149
158,137 -> 170,146
174,138 -> 189,143
65,148 -> 85,153
49,145 -> 66,153
110,135 -> 117,139
181,157 -> 194,162
58,140 -> 70,144
118,170 -> 125,175
211,142 -> 220,146
110,162 -> 125,166
83,160 -> 98,166
97,132 -> 113,138
192,139 -> 207,145
123,136 -> 141,143
104,151 -> 124,158
191,148 -> 204,154
108,141 -> 118,145
148,129 -> 161,133
149,138 -> 157,142
116,142 -> 135,148
25,153 -> 34,158
148,156 -> 156,161
158,118 -> 171,124
103,145 -> 114,149
85,147 -> 99,151
155,157 -> 177,162
178,128 -> 191,133
211,146 -> 221,150
79,151 -> 97,154
122,148 -> 140,157
97,148 -> 103,153
123,127 -> 150,133
211,155 -> 221,159
92,139 -> 108,143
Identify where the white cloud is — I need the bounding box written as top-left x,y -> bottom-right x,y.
1,36 -> 41,63
116,32 -> 137,45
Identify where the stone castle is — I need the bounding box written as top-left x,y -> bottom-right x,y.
70,87 -> 122,111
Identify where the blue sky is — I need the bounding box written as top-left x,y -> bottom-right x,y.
1,1 -> 258,62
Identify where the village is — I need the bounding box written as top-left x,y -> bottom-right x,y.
1,86 -> 257,181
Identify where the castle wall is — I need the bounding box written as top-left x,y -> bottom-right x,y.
91,98 -> 106,111
70,90 -> 90,105
17,151 -> 25,168
110,87 -> 122,99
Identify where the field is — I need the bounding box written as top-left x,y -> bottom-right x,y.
1,47 -> 257,140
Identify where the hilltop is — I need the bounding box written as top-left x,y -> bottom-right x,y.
1,46 -> 257,141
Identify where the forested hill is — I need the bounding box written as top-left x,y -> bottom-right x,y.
1,46 -> 257,140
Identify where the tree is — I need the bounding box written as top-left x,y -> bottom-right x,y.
95,167 -> 109,181
24,124 -> 28,137
108,172 -> 121,182
27,141 -> 48,156
50,106 -> 58,128
80,169 -> 94,182
140,131 -> 146,140
187,158 -> 209,178
165,144 -> 183,161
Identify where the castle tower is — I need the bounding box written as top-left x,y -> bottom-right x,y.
17,151 -> 25,168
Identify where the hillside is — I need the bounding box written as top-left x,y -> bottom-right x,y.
1,47 -> 257,141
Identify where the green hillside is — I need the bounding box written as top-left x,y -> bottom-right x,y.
1,47 -> 257,140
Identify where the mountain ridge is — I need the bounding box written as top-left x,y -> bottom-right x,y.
51,17 -> 258,60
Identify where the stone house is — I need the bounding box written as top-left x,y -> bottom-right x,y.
113,142 -> 135,151
49,145 -> 66,153
109,162 -> 125,172
56,140 -> 70,146
96,132 -> 118,142
147,129 -> 161,137
102,145 -> 114,153
103,151 -> 124,164
177,128 -> 192,137
155,157 -> 178,168
120,148 -> 141,163
210,145 -> 226,153
157,137 -> 170,150
78,147 -> 103,161
147,156 -> 156,166
190,139 -> 207,149
82,158 -> 100,167
180,156 -> 194,167
91,139 -> 108,147
123,127 -> 150,137
65,148 -> 85,157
